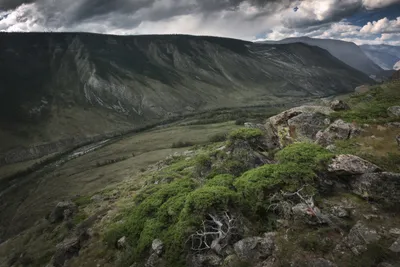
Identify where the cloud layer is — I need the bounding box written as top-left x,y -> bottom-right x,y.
0,0 -> 399,45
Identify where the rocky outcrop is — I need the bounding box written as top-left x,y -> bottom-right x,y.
315,119 -> 362,147
350,172 -> 400,208
389,237 -> 400,253
330,100 -> 350,111
388,106 -> 400,117
48,201 -> 77,224
343,221 -> 381,255
233,233 -> 276,262
328,154 -> 381,176
266,105 -> 333,147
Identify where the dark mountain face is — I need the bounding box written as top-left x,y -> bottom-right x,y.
360,44 -> 400,70
0,33 -> 371,156
261,37 -> 384,76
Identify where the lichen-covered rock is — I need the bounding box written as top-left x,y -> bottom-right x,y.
344,221 -> 381,255
387,106 -> 400,117
328,154 -> 381,176
49,201 -> 77,223
350,172 -> 400,208
233,233 -> 276,262
287,113 -> 330,141
330,100 -> 350,111
266,105 -> 333,147
315,119 -> 362,146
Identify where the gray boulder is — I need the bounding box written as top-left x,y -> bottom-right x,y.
51,237 -> 81,267
350,172 -> 400,208
315,119 -> 362,146
388,106 -> 400,117
49,201 -> 77,223
330,100 -> 350,111
344,221 -> 381,255
328,154 -> 381,176
389,237 -> 400,253
233,232 -> 276,262
152,239 -> 164,256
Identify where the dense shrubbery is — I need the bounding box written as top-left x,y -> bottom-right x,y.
275,143 -> 333,170
103,139 -> 333,266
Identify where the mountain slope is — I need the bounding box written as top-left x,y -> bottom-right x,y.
261,37 -> 383,76
360,44 -> 400,70
0,33 -> 372,160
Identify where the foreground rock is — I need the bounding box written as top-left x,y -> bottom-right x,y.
233,233 -> 276,262
343,221 -> 381,255
316,119 -> 362,147
50,237 -> 81,267
351,172 -> 400,208
328,154 -> 381,176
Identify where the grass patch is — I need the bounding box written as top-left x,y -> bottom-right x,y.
329,82 -> 400,124
96,156 -> 129,167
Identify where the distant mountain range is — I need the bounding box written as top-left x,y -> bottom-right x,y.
260,37 -> 384,76
0,33 -> 372,160
360,44 -> 400,71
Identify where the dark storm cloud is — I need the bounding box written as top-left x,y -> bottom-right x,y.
0,0 -> 35,10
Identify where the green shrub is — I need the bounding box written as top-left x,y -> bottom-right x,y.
234,162 -> 316,212
275,143 -> 333,170
228,128 -> 263,142
205,174 -> 235,188
183,186 -> 238,215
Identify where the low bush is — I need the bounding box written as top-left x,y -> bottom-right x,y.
275,143 -> 333,170
228,128 -> 264,142
205,174 -> 236,188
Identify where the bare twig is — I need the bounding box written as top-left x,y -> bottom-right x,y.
188,212 -> 237,254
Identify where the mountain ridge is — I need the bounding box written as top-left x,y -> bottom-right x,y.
260,36 -> 384,76
0,32 -> 372,161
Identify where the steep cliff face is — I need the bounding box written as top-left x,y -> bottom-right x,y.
0,33 -> 372,157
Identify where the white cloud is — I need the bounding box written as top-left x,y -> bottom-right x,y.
360,17 -> 400,33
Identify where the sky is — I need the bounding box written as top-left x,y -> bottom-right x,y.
0,0 -> 399,45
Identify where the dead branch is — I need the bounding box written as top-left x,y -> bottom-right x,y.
188,212 -> 237,254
